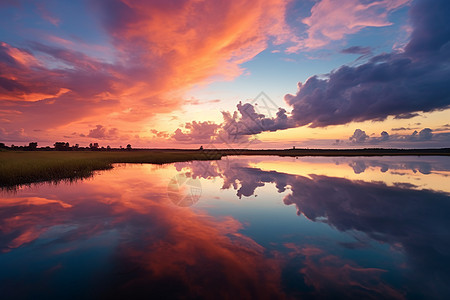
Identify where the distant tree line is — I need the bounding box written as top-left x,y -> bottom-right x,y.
0,142 -> 132,151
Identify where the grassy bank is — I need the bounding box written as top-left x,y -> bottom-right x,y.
0,150 -> 222,188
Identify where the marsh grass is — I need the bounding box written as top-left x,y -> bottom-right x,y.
0,150 -> 221,188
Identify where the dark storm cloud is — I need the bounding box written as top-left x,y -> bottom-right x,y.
284,0 -> 450,127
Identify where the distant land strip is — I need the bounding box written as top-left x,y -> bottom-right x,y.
213,148 -> 450,157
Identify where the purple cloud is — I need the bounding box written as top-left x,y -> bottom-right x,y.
87,125 -> 119,140
349,129 -> 369,144
285,0 -> 450,127
173,102 -> 293,144
347,128 -> 438,145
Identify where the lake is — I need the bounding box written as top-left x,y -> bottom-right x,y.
1,156 -> 449,299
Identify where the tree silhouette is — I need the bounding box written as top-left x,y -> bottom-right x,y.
28,142 -> 38,150
54,142 -> 69,150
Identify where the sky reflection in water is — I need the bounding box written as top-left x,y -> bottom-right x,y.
1,156 -> 450,299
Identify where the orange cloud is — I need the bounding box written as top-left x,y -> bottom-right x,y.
0,0 -> 293,144
97,0 -> 293,117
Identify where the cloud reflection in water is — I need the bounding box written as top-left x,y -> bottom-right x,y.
1,158 -> 449,299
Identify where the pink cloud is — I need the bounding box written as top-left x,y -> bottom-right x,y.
173,121 -> 220,143
36,2 -> 60,26
289,0 -> 410,51
0,127 -> 30,143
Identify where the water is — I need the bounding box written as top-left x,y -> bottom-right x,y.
1,156 -> 449,299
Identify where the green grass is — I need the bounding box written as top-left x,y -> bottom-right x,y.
0,150 -> 222,188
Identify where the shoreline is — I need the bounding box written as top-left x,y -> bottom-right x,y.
1,148 -> 449,188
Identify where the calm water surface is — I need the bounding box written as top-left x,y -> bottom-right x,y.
1,156 -> 450,299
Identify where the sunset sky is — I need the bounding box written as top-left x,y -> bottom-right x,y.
1,0 -> 449,148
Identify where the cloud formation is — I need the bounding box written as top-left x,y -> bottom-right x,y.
86,125 -> 119,140
175,0 -> 450,147
173,121 -> 220,143
349,129 -> 369,143
346,127 -> 447,145
289,0 -> 410,50
173,102 -> 293,144
0,127 -> 29,142
285,0 -> 450,127
0,0 -> 293,142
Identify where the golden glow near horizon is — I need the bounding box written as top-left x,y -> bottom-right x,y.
248,156 -> 450,194
256,110 -> 450,147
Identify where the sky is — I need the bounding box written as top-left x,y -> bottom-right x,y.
0,0 -> 449,149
